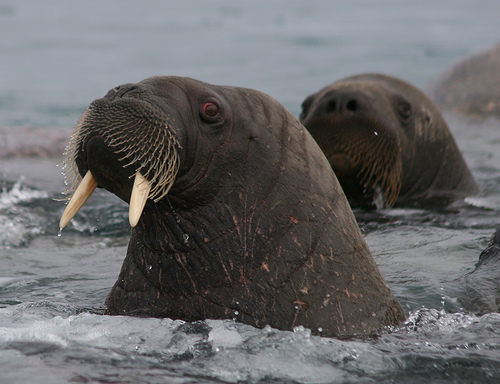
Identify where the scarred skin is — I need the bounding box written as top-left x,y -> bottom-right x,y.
427,44 -> 500,119
300,73 -> 479,209
68,76 -> 405,338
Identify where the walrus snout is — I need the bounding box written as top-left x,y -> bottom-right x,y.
60,91 -> 181,228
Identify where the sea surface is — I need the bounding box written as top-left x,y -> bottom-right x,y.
1,1 -> 500,383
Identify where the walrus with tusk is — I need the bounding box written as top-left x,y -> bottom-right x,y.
60,76 -> 405,338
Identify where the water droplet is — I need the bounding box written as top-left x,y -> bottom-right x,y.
440,295 -> 446,311
374,131 -> 378,136
317,327 -> 323,333
57,228 -> 63,237
148,265 -> 153,270
183,234 -> 189,242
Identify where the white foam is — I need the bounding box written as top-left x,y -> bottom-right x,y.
1,304 -> 500,383
0,179 -> 48,210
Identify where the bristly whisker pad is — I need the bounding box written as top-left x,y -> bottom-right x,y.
61,99 -> 181,203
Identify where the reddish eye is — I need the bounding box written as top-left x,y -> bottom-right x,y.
203,102 -> 219,117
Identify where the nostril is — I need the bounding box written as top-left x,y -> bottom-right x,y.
346,99 -> 358,112
113,84 -> 139,97
120,85 -> 138,96
326,100 -> 337,113
325,96 -> 359,113
105,84 -> 140,100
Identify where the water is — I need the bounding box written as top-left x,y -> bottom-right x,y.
1,1 -> 500,382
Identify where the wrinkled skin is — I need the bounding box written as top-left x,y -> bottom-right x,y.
459,226 -> 500,314
68,76 -> 405,338
299,73 -> 479,209
427,44 -> 500,119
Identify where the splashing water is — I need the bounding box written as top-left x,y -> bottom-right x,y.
0,179 -> 49,247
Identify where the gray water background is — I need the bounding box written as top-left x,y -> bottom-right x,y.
2,1 -> 500,383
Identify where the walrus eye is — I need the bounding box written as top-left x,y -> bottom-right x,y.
397,101 -> 411,119
201,102 -> 220,119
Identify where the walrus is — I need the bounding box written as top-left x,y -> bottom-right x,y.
59,76 -> 405,338
427,44 -> 500,119
299,73 -> 479,209
459,225 -> 500,315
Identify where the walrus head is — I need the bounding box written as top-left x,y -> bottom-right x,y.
300,73 -> 478,208
60,76 -> 405,338
299,75 -> 411,208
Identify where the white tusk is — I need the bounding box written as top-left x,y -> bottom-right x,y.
59,171 -> 98,229
129,172 -> 152,227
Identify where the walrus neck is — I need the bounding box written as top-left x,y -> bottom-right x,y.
139,197 -> 194,251
104,195 -> 259,318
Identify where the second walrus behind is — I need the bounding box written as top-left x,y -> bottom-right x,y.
427,44 -> 500,119
300,73 -> 479,209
